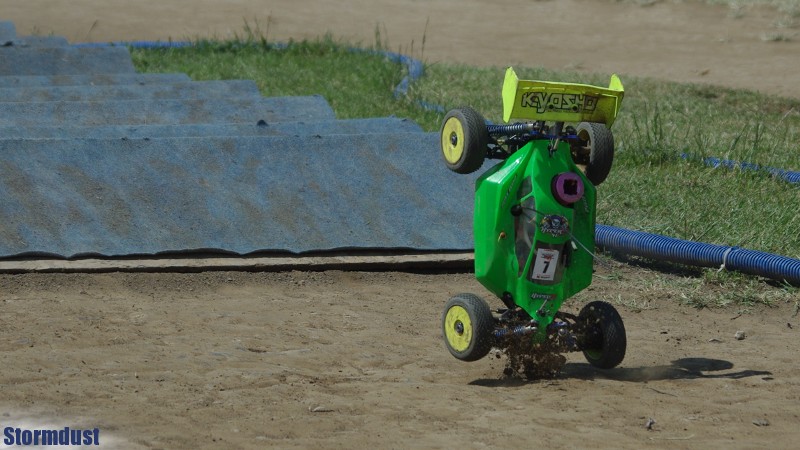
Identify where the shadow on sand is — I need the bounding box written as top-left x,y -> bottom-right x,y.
470,357 -> 773,387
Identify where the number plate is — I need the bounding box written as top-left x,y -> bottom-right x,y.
531,248 -> 559,281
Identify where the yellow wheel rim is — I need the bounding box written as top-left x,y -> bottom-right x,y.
441,116 -> 465,165
444,305 -> 472,352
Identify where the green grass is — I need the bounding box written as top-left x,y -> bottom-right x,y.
577,263 -> 796,310
129,38 -> 800,263
130,36 -> 442,127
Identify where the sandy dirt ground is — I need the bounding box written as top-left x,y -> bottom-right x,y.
1,267 -> 798,449
1,1 -> 800,449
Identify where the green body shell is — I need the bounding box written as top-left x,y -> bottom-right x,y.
473,139 -> 596,339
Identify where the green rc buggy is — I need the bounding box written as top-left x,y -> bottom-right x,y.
440,67 -> 627,372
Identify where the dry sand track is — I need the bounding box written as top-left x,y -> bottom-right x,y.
0,267 -> 797,448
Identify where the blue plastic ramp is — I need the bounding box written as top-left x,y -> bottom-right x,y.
5,36 -> 70,48
0,118 -> 422,140
0,80 -> 261,102
0,73 -> 192,88
0,134 -> 477,258
0,96 -> 335,126
0,47 -> 136,75
0,22 -> 470,261
0,21 -> 15,44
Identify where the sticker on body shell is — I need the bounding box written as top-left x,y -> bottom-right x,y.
520,92 -> 599,114
530,292 -> 555,301
531,248 -> 560,281
540,215 -> 569,237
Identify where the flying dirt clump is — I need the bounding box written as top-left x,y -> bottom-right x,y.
500,341 -> 568,380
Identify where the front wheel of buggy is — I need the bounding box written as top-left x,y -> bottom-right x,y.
440,107 -> 488,174
442,293 -> 495,361
572,122 -> 614,186
578,301 -> 626,369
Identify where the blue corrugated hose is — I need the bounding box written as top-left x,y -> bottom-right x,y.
680,153 -> 800,184
596,224 -> 800,285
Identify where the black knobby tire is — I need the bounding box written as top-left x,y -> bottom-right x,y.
573,122 -> 614,186
578,301 -> 626,369
441,293 -> 495,361
439,107 -> 489,174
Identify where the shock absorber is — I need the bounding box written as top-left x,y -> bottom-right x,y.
494,324 -> 538,339
487,122 -> 536,136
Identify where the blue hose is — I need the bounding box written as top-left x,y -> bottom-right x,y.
680,153 -> 800,184
596,224 -> 800,285
702,156 -> 800,184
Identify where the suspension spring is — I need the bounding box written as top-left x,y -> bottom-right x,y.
487,123 -> 535,136
494,325 -> 538,339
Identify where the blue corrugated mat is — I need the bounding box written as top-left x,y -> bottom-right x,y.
4,36 -> 70,48
0,96 -> 335,126
0,22 -> 473,260
0,73 -> 192,87
0,47 -> 136,75
0,118 -> 422,140
0,21 -> 15,43
0,80 -> 261,102
0,133 -> 478,258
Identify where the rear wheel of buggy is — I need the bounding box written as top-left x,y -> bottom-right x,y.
440,107 -> 488,174
578,301 -> 626,369
572,122 -> 614,186
442,293 -> 495,361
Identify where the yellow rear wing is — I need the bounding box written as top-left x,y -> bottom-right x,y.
501,67 -> 624,128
